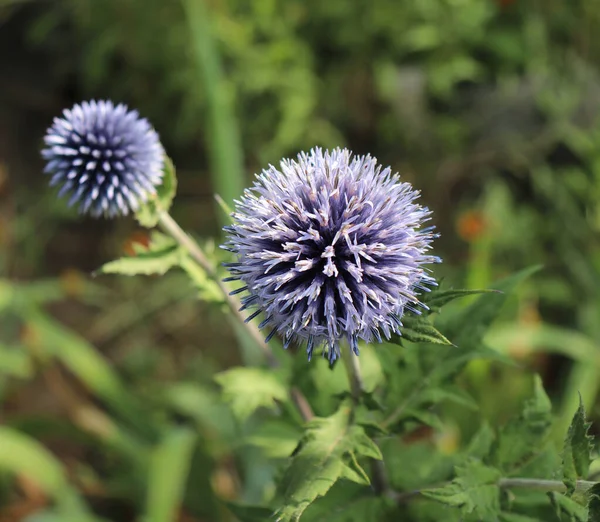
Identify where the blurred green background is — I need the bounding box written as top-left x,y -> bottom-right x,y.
1,0 -> 600,520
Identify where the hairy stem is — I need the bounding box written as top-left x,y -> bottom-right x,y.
341,345 -> 364,404
395,478 -> 597,503
157,210 -> 314,421
158,210 -> 272,358
341,346 -> 393,498
498,478 -> 595,492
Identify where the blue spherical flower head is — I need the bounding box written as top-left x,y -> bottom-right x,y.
42,100 -> 164,218
223,148 -> 440,363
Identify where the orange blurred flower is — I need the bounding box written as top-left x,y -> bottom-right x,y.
456,211 -> 487,242
123,230 -> 151,256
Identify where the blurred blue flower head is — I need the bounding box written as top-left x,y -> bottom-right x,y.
42,100 -> 164,218
223,148 -> 440,363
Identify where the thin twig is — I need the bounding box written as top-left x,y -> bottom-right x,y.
157,210 -> 314,421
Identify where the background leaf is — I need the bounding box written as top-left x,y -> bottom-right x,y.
216,367 -> 288,422
145,427 -> 196,522
0,428 -> 95,521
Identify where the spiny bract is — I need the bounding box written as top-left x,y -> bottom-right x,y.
42,100 -> 164,218
223,148 -> 440,363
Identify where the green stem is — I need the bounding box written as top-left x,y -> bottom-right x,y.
157,210 -> 314,421
395,478 -> 597,503
341,345 -> 393,498
498,478 -> 595,492
341,345 -> 364,404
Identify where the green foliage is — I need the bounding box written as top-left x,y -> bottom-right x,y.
423,381 -> 600,521
0,428 -> 94,521
178,252 -> 223,303
422,460 -> 501,519
300,482 -> 394,522
98,230 -> 222,301
145,427 -> 196,522
439,266 -> 543,351
562,399 -> 593,494
216,367 -> 289,422
273,403 -> 382,522
491,375 -> 553,473
6,1 -> 600,519
393,314 -> 453,346
548,492 -> 588,522
135,156 -> 178,228
99,232 -> 184,276
6,219 -> 587,522
587,484 -> 600,521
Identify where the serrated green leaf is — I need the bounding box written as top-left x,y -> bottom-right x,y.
587,483 -> 600,522
178,254 -> 223,302
98,232 -> 183,276
562,398 -> 593,494
301,482 -> 394,522
394,315 -> 453,346
226,502 -> 274,522
422,459 -> 501,519
424,288 -> 500,311
215,367 -> 288,422
136,156 -> 178,227
439,266 -> 542,351
274,404 -> 382,522
491,375 -> 553,473
548,492 -> 588,522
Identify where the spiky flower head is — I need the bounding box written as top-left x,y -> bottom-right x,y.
223,148 -> 439,363
42,100 -> 164,218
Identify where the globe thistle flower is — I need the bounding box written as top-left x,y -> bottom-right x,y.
223,148 -> 440,363
42,100 -> 164,218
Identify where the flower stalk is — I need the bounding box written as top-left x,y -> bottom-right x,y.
157,209 -> 314,421
341,346 -> 364,405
